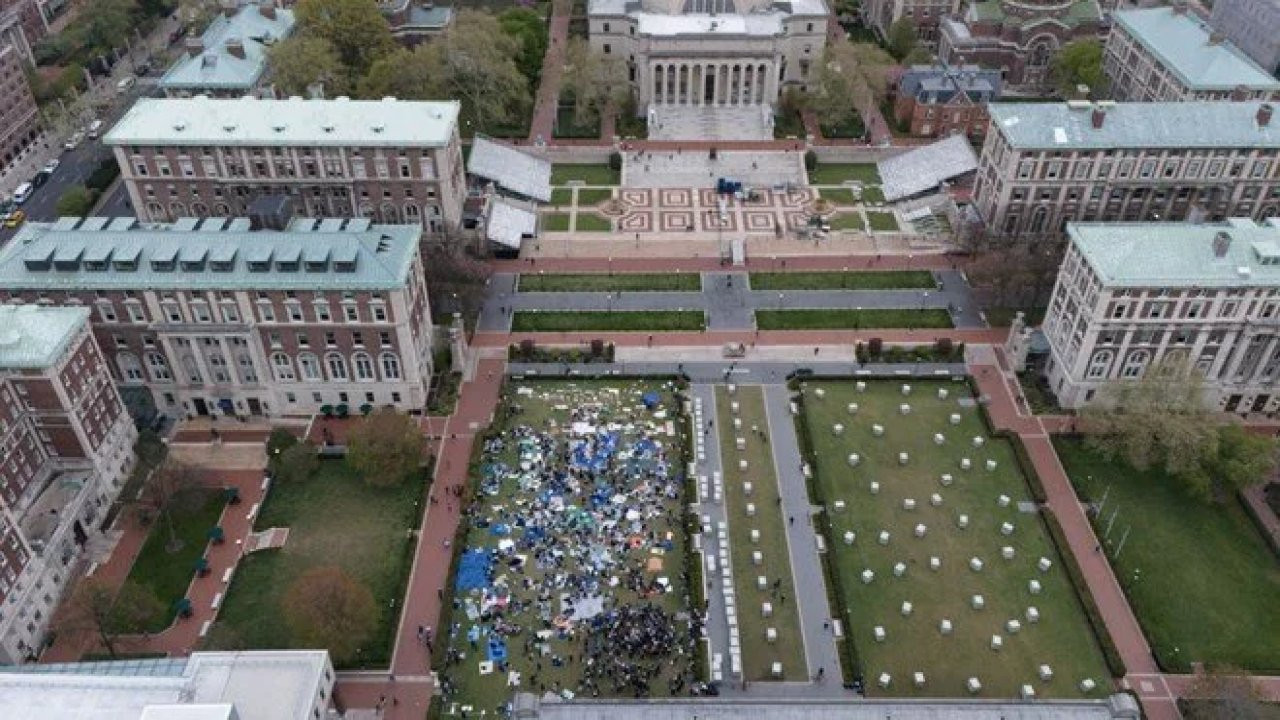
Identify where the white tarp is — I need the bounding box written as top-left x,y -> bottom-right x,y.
877,135 -> 979,202
469,136 -> 552,202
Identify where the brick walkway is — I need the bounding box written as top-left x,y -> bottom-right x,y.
528,0 -> 571,144
491,253 -> 966,274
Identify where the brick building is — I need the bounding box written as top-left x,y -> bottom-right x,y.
891,64 -> 1001,140
861,0 -> 961,49
0,41 -> 40,182
103,96 -> 466,238
1209,0 -> 1280,75
1105,6 -> 1280,103
0,305 -> 136,663
937,0 -> 1103,92
1044,218 -> 1280,414
0,0 -> 48,63
0,216 -> 435,420
973,101 -> 1280,236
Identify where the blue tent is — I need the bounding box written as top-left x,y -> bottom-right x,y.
454,549 -> 493,592
642,392 -> 661,409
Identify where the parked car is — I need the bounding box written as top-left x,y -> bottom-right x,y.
64,131 -> 84,150
116,75 -> 136,93
31,170 -> 48,188
3,209 -> 25,228
87,119 -> 104,139
12,182 -> 33,205
42,158 -> 60,174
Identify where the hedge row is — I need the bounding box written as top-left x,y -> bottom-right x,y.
1041,509 -> 1128,679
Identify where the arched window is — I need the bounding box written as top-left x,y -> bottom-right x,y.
326,352 -> 348,381
147,352 -> 173,382
380,203 -> 398,223
359,202 -> 375,219
182,355 -> 203,384
380,352 -> 401,381
117,352 -> 144,382
169,202 -> 187,219
1029,40 -> 1053,68
1159,349 -> 1188,376
214,203 -> 231,216
297,353 -> 321,381
1086,350 -> 1113,379
272,352 -> 296,382
1122,350 -> 1150,378
404,203 -> 420,222
353,352 -> 375,381
191,202 -> 209,216
147,202 -> 164,219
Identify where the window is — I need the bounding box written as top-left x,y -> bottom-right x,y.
326,353 -> 349,381
298,332 -> 312,348
208,353 -> 231,383
147,352 -> 172,381
192,302 -> 212,323
298,353 -> 322,381
380,331 -> 392,347
354,352 -> 375,381
117,353 -> 144,381
1086,350 -> 1113,379
97,302 -> 117,323
287,302 -> 303,322
1122,350 -> 1150,378
182,355 -> 203,384
221,303 -> 240,323
372,304 -> 387,322
272,353 -> 296,381
314,301 -> 331,322
343,304 -> 359,322
352,331 -> 364,347
126,303 -> 146,323
381,352 -> 401,380
237,354 -> 257,383
325,331 -> 337,347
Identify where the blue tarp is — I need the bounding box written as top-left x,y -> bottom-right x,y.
454,548 -> 494,592
488,637 -> 508,663
570,431 -> 619,473
642,392 -> 660,409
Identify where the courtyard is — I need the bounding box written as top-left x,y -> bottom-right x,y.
436,379 -> 700,716
798,380 -> 1110,698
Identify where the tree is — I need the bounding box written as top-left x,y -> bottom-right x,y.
294,0 -> 395,81
275,441 -> 320,484
421,242 -> 493,323
282,566 -> 376,665
55,579 -> 164,658
560,37 -> 629,128
1184,667 -> 1271,720
137,459 -> 202,552
498,7 -> 548,88
357,45 -> 438,100
1203,425 -> 1278,500
56,186 -> 96,218
346,409 -> 424,486
1050,39 -> 1107,99
848,42 -> 897,106
887,17 -> 918,61
812,41 -> 865,133
267,36 -> 346,97
73,0 -> 137,56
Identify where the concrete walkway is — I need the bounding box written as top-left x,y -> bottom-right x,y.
528,0 -> 570,144
688,384 -> 734,684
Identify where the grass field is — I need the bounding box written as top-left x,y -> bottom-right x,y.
440,379 -> 697,714
1055,439 -> 1280,674
512,310 -> 706,332
518,273 -> 702,292
809,164 -> 882,185
551,188 -> 573,206
831,213 -> 867,231
867,211 -> 900,232
715,386 -> 806,681
750,271 -> 935,291
755,309 -> 952,330
550,164 -> 620,185
801,381 -> 1110,697
209,462 -> 423,668
577,188 -> 614,205
575,213 -> 613,232
126,489 -> 226,631
819,188 -> 857,205
861,186 -> 886,204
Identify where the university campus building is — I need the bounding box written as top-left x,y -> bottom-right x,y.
0,305 -> 136,663
1209,0 -> 1280,75
0,216 -> 436,420
1104,5 -> 1280,103
973,101 -> 1280,236
158,0 -> 297,99
103,96 -> 466,238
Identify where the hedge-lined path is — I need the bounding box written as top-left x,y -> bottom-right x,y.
528,0 -> 571,144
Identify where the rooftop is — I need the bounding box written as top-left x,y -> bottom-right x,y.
105,96 -> 459,148
878,135 -> 979,202
468,137 -> 552,202
964,0 -> 1100,29
588,0 -> 827,16
158,2 -> 296,92
486,198 -> 539,250
987,101 -> 1280,149
0,217 -> 420,291
0,650 -> 331,720
899,64 -> 1002,102
0,305 -> 89,370
1071,218 -> 1280,287
1113,7 -> 1280,92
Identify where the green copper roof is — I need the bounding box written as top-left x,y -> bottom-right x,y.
1070,219 -> 1280,287
1114,8 -> 1280,91
988,101 -> 1280,149
0,305 -> 90,369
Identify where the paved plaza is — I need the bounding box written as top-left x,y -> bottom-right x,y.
647,106 -> 777,143
621,150 -> 806,189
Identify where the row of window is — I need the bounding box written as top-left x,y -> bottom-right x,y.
121,350 -> 403,385
97,296 -> 387,326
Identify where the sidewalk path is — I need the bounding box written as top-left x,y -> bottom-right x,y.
528,0 -> 571,144
478,328 -> 1006,349
491,254 -> 967,274
688,384 -> 734,684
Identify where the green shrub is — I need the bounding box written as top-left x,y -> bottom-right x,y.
804,150 -> 817,171
608,151 -> 622,171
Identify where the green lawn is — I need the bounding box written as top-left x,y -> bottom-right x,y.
809,163 -> 882,185
819,188 -> 857,205
577,188 -> 614,205
441,380 -> 696,714
209,462 -> 424,668
1055,439 -> 1280,674
550,164 -> 620,185
575,213 -> 613,232
518,273 -> 701,292
550,188 -> 573,206
542,213 -> 571,232
866,211 -> 900,232
126,489 -> 227,632
831,213 -> 867,231
985,307 -> 1047,328
801,381 -> 1110,697
715,386 -> 806,681
755,309 -> 952,330
512,310 -> 706,332
750,271 -> 935,291
861,186 -> 886,204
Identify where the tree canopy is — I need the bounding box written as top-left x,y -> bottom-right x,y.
887,18 -> 917,62
346,408 -> 425,487
275,441 -> 320,484
560,37 -> 630,127
294,0 -> 395,82
498,7 -> 549,88
1050,39 -> 1107,99
56,186 -> 96,218
282,566 -> 377,665
812,41 -> 866,132
55,579 -> 164,659
267,36 -> 346,97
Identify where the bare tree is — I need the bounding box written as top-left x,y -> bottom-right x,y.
1184,667 -> 1271,720
347,409 -> 425,487
54,579 -> 164,658
421,241 -> 492,324
137,459 -> 203,552
282,566 -> 377,665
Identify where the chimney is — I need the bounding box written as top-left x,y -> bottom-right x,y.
1091,106 -> 1106,128
260,0 -> 277,19
220,0 -> 237,17
185,36 -> 204,57
1208,31 -> 1225,45
1259,103 -> 1274,127
226,37 -> 245,59
1212,230 -> 1232,258
1171,0 -> 1187,14
1231,84 -> 1249,101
